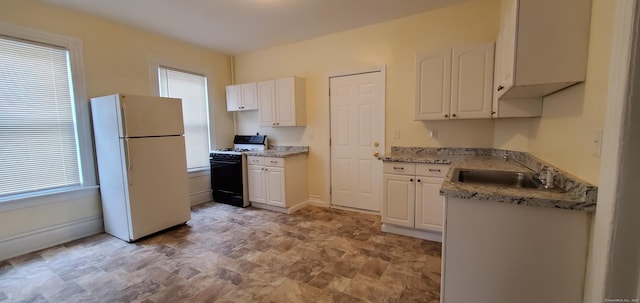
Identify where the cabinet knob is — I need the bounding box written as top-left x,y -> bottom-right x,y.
452,114 -> 457,118
272,123 -> 276,126
410,178 -> 414,182
444,114 -> 449,118
373,152 -> 379,157
417,179 -> 421,182
497,85 -> 504,92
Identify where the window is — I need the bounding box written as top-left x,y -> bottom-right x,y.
158,67 -> 210,170
0,35 -> 83,199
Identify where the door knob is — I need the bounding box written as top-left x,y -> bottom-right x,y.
374,142 -> 379,147
373,152 -> 380,157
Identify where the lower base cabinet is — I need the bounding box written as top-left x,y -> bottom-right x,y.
382,162 -> 449,240
247,155 -> 308,213
442,196 -> 589,303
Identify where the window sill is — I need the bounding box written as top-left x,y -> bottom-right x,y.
0,186 -> 100,212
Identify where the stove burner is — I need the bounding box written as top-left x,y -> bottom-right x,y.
214,148 -> 250,152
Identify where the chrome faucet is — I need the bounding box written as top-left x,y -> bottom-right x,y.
535,168 -> 555,189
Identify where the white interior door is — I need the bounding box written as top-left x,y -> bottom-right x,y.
330,70 -> 385,211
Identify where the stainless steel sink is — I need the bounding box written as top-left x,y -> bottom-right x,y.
453,169 -> 544,189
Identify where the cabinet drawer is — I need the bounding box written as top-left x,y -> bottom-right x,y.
247,156 -> 264,165
416,164 -> 449,178
264,157 -> 284,167
383,162 -> 416,175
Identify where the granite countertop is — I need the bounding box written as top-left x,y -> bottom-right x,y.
379,147 -> 597,212
245,146 -> 309,158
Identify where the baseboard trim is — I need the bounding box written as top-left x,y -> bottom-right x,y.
0,215 -> 104,261
308,195 -> 329,207
381,223 -> 442,242
251,200 -> 308,214
189,190 -> 212,206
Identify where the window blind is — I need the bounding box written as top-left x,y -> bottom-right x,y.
158,67 -> 210,169
0,36 -> 80,198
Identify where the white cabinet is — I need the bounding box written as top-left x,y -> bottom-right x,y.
247,155 -> 308,213
492,0 -> 591,118
415,43 -> 494,120
258,77 -> 306,127
442,196 -> 589,303
382,162 -> 449,238
226,83 -> 257,111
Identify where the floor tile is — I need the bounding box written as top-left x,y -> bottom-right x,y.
0,202 -> 441,302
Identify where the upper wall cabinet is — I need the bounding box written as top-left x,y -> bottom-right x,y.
415,43 -> 495,120
492,0 -> 592,118
226,83 -> 258,112
258,77 -> 306,127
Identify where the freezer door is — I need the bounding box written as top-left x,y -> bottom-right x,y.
125,136 -> 191,240
118,94 -> 185,137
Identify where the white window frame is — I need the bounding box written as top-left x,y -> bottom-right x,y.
148,57 -> 216,171
0,22 -> 97,209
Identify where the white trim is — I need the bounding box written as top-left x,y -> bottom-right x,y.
0,215 -> 104,261
251,201 -> 308,214
330,205 -> 380,216
188,168 -> 210,177
584,0 -> 638,301
189,190 -> 212,206
308,195 -> 329,207
381,223 -> 442,242
0,186 -> 99,212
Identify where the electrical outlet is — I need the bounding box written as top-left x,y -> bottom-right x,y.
393,129 -> 400,140
429,129 -> 438,139
592,129 -> 603,157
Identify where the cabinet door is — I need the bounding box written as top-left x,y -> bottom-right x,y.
275,77 -> 296,126
247,165 -> 266,203
265,166 -> 286,207
258,80 -> 276,126
382,174 -> 415,228
241,83 -> 258,110
225,84 -> 242,111
415,49 -> 452,120
451,43 -> 494,119
493,0 -> 518,101
415,176 -> 445,232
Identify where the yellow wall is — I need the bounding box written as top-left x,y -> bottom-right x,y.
234,0 -> 501,203
0,0 -> 232,254
494,0 -> 614,185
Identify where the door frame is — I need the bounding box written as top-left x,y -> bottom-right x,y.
327,65 -> 386,212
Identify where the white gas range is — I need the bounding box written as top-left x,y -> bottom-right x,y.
209,135 -> 267,207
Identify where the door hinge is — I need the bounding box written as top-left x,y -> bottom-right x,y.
330,187 -> 332,195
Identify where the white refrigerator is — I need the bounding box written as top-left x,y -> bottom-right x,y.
91,94 -> 191,242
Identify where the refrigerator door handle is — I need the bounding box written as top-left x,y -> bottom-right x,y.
121,103 -> 129,137
124,138 -> 132,184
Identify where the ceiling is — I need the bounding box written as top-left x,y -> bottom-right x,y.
43,0 -> 471,55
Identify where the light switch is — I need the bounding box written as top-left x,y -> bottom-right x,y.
592,129 -> 603,157
393,129 -> 400,140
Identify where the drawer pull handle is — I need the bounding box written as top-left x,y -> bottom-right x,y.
393,167 -> 404,170
270,161 -> 278,164
429,169 -> 441,172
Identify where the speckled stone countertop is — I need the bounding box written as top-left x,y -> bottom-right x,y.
245,146 -> 309,158
380,147 -> 597,212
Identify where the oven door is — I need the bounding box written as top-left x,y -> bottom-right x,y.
210,157 -> 244,206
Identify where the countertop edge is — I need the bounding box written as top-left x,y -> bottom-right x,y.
379,147 -> 597,213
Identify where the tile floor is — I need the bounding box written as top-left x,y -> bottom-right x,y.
0,202 -> 442,303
